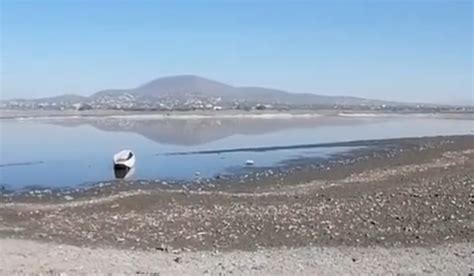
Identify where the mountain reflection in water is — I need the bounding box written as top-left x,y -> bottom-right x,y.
50,116 -> 372,146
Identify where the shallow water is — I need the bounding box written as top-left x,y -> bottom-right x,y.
0,116 -> 472,190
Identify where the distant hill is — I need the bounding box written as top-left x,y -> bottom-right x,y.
90,75 -> 393,106
2,75 -> 419,109
5,94 -> 87,103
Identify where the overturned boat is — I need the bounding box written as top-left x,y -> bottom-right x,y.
113,150 -> 136,170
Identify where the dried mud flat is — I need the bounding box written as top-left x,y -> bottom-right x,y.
0,135 -> 473,275
1,239 -> 471,275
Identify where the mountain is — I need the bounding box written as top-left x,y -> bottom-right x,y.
1,75 -> 412,110
91,75 -> 234,101
5,94 -> 87,103
135,75 -> 234,98
90,75 -> 388,106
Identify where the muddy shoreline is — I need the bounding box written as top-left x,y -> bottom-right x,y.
1,108 -> 473,120
0,134 -> 472,255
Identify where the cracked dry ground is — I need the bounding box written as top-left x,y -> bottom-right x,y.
0,136 -> 473,252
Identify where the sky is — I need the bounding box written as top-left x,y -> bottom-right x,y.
0,0 -> 472,104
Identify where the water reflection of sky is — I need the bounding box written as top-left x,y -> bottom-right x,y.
0,117 -> 472,190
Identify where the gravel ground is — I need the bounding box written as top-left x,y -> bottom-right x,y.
1,239 -> 472,275
0,135 -> 473,274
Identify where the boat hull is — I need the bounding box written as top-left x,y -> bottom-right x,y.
113,163 -> 129,170
114,166 -> 135,179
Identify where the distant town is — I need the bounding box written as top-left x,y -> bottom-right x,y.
1,75 -> 472,113
1,94 -> 472,114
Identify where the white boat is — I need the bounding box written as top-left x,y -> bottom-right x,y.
113,150 -> 136,169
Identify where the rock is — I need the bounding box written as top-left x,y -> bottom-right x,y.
173,257 -> 182,263
64,195 -> 74,201
156,244 -> 168,252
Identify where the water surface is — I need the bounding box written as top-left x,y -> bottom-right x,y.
0,115 -> 472,190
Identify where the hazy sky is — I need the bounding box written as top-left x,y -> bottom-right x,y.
1,0 -> 472,104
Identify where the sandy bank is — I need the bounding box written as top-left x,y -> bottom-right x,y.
1,239 -> 471,275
